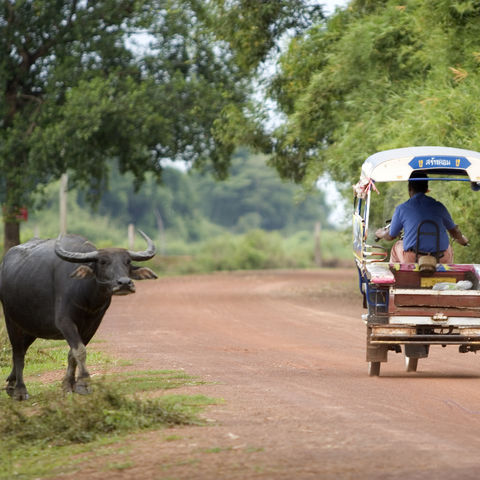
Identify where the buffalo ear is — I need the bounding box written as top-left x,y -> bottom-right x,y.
130,266 -> 158,280
70,265 -> 95,279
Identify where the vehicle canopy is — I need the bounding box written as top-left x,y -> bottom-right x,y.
354,146 -> 480,198
352,146 -> 480,265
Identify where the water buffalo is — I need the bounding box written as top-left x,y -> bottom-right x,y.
0,231 -> 157,400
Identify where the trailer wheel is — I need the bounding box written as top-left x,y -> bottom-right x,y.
368,361 -> 381,376
405,357 -> 418,372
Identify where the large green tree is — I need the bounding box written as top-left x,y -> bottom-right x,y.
266,0 -> 480,184
0,0 -> 320,250
253,0 -> 480,260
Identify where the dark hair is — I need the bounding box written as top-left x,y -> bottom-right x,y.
409,172 -> 428,193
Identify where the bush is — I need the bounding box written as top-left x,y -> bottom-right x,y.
233,230 -> 287,269
151,228 -> 352,275
0,384 -> 193,446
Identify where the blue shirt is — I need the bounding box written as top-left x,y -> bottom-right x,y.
389,193 -> 455,252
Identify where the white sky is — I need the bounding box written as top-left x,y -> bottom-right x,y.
323,0 -> 350,16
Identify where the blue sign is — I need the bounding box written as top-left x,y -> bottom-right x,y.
409,155 -> 471,170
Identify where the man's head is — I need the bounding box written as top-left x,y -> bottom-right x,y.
408,172 -> 429,195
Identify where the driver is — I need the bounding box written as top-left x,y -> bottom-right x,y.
375,172 -> 468,263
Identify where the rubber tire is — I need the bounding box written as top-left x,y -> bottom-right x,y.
405,356 -> 418,373
368,361 -> 381,377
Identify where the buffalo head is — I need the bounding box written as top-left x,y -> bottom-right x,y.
54,230 -> 158,295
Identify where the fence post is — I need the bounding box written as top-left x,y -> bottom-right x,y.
59,173 -> 68,234
314,221 -> 322,267
128,224 -> 135,250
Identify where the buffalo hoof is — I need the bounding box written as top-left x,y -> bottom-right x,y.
73,381 -> 91,395
62,379 -> 75,394
13,388 -> 29,401
62,377 -> 75,393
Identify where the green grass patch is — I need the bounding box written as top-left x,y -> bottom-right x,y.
0,376 -> 219,479
0,325 -> 219,479
104,460 -> 136,472
0,385 -> 196,446
105,369 -> 208,394
0,325 -> 120,380
151,228 -> 352,276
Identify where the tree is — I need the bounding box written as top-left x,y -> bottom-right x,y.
258,0 -> 480,256
264,1 -> 480,184
193,150 -> 331,233
79,151 -> 331,242
0,0 -> 320,251
206,0 -> 323,72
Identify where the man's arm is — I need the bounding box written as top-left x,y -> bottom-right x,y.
448,226 -> 469,246
375,226 -> 396,241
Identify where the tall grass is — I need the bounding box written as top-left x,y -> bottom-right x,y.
0,324 -> 8,367
0,373 -> 218,479
0,384 -> 196,446
152,228 -> 352,275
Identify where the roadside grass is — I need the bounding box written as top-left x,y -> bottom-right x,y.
0,326 -> 220,480
0,323 -> 120,376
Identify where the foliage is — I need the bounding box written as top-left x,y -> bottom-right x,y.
0,0 -> 321,249
1,0 -> 251,195
206,0 -> 324,72
8,150 -> 348,272
22,150 -> 333,243
153,229 -> 352,275
0,385 -> 193,446
266,1 -> 480,184
0,324 -> 9,367
191,150 -> 332,233
232,0 -> 480,259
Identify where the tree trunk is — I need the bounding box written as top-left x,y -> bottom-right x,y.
4,220 -> 20,253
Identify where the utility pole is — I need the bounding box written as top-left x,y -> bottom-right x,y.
128,223 -> 135,250
314,221 -> 322,267
59,173 -> 68,234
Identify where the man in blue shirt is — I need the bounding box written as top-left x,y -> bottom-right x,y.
375,173 -> 468,263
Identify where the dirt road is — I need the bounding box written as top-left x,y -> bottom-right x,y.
80,269 -> 480,479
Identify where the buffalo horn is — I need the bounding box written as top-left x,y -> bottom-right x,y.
54,235 -> 99,263
127,230 -> 156,261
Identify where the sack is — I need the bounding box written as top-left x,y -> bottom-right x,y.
418,254 -> 436,276
432,280 -> 473,291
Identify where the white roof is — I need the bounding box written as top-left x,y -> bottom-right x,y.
360,146 -> 480,182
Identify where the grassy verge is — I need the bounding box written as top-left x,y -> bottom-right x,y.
0,328 -> 220,479
150,228 -> 352,276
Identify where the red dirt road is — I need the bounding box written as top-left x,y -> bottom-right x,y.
77,269 -> 480,479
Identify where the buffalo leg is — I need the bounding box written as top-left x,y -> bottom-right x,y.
62,349 -> 77,393
62,346 -> 90,394
70,343 -> 90,394
56,317 -> 92,394
4,322 -> 35,400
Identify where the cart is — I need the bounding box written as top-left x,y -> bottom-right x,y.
353,146 -> 480,376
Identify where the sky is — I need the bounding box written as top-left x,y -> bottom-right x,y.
323,0 -> 350,16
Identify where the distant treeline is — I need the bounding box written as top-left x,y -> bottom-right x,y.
13,150 -> 348,272
75,149 -> 333,243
